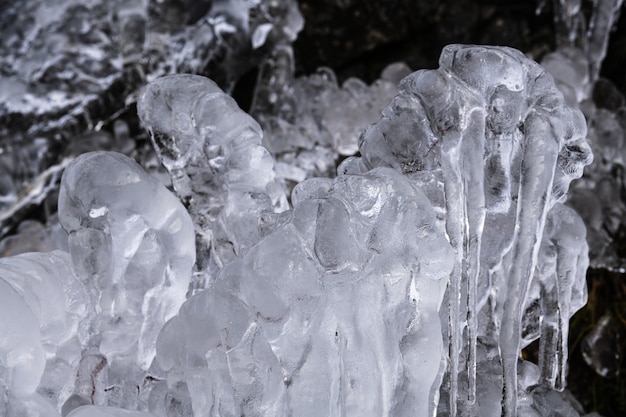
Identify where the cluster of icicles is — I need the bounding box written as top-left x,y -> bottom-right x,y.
0,44 -> 593,417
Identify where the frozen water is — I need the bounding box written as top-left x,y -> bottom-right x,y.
137,74 -> 288,289
0,43 -> 599,417
55,151 -> 195,413
346,44 -> 592,417
0,250 -> 87,415
67,405 -> 157,417
58,151 -> 195,368
156,167 -> 453,417
0,0 -> 303,229
0,150 -> 196,415
541,2 -> 626,270
252,48 -> 411,182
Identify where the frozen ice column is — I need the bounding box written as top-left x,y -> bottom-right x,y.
353,44 -> 592,416
58,151 -> 195,375
156,167 -> 453,417
137,74 -> 288,289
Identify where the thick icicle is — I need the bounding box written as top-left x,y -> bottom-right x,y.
498,110 -> 560,417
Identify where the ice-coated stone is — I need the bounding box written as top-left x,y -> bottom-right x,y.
57,151 -> 195,410
137,74 -> 288,289
156,167 -> 453,417
346,44 -> 592,417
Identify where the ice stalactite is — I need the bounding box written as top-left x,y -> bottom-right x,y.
352,44 -> 592,417
532,203 -> 589,391
542,0 -> 626,272
587,0 -> 624,83
551,0 -> 624,84
0,43 -> 596,417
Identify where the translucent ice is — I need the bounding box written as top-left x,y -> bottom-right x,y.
542,15 -> 626,270
252,48 -> 411,182
0,42 -> 597,417
57,151 -> 195,409
156,167 -> 453,417
137,74 -> 287,289
0,250 -> 89,415
347,44 -> 592,416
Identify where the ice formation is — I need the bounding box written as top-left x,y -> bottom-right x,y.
156,167 -> 453,417
338,44 -> 592,417
541,0 -> 626,270
0,151 -> 195,414
137,74 -> 288,289
251,48 -> 412,182
0,42 -> 596,417
0,0 -> 303,219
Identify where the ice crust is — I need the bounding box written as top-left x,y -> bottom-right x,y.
0,45 -> 594,417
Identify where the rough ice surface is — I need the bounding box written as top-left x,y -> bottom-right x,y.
156,166 -> 453,417
137,74 -> 288,289
341,44 -> 592,417
0,42 -> 596,417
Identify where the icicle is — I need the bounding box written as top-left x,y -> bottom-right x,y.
537,203 -> 589,391
499,110 -> 560,417
250,44 -> 295,117
552,0 -> 584,47
441,145 -> 463,417
434,93 -> 486,413
587,0 -> 624,82
461,107 -> 487,405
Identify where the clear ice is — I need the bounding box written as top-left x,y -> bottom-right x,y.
539,0 -> 626,272
137,74 -> 288,289
342,44 -> 592,417
0,151 -> 196,415
155,166 -> 453,417
0,41 -> 597,417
